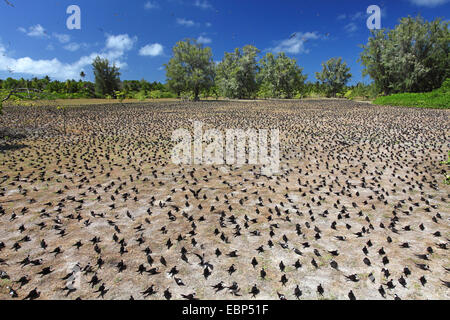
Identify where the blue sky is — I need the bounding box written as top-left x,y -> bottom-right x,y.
0,0 -> 448,84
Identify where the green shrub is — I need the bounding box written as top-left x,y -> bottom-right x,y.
134,90 -> 148,101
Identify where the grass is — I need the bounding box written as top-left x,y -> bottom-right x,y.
374,91 -> 449,109
373,79 -> 450,109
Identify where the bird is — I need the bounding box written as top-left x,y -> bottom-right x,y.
249,284 -> 260,298
317,284 -> 324,296
142,285 -> 157,298
23,288 -> 40,300
348,290 -> 356,300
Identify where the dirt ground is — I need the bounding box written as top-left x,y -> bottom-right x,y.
0,99 -> 448,300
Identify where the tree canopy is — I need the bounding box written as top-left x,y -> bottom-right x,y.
315,57 -> 352,97
165,39 -> 215,101
216,45 -> 260,99
359,16 -> 450,94
258,52 -> 307,98
92,56 -> 121,97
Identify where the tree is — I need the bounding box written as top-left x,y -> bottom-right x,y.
359,16 -> 449,94
165,39 -> 215,101
315,57 -> 352,97
216,45 -> 260,99
258,52 -> 307,98
92,56 -> 121,97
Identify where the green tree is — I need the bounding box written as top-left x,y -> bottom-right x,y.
164,39 -> 215,101
92,56 -> 121,97
359,16 -> 449,94
258,52 -> 307,98
216,45 -> 260,99
315,57 -> 352,97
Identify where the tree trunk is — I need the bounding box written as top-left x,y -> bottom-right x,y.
193,88 -> 200,101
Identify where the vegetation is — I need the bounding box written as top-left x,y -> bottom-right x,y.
373,78 -> 450,109
0,16 -> 448,107
315,57 -> 352,97
164,39 -> 215,101
257,52 -> 307,99
360,16 -> 449,95
92,56 -> 121,97
345,83 -> 379,101
216,45 -> 260,99
442,151 -> 450,185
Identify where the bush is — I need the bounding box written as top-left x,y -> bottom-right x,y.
134,91 -> 148,101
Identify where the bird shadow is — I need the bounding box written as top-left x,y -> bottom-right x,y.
0,128 -> 28,151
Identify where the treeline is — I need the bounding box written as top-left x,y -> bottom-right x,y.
0,76 -> 174,100
1,15 -> 448,104
165,15 -> 448,101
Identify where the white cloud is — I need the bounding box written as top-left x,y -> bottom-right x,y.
19,24 -> 48,38
344,22 -> 358,33
409,0 -> 449,6
177,18 -> 196,27
139,43 -> 164,57
197,36 -> 212,44
337,14 -> 347,20
106,34 -> 137,52
144,1 -> 159,9
194,0 -> 212,9
53,33 -> 71,44
0,34 -> 136,80
268,32 -> 320,55
64,43 -> 81,52
205,22 -> 212,27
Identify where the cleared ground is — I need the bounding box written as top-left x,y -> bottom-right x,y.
0,100 -> 449,300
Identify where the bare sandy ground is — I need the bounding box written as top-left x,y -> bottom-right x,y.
0,100 -> 448,300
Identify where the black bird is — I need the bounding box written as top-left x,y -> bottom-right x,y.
181,293 -> 199,300
15,276 -> 30,287
386,279 -> 396,289
317,284 -> 324,296
249,284 -> 260,298
168,266 -> 179,277
280,274 -> 288,286
37,267 -> 53,277
330,260 -> 338,270
415,263 -> 430,271
294,285 -> 302,299
174,277 -> 185,286
398,276 -> 407,287
227,264 -> 236,275
23,288 -> 40,300
378,285 -> 386,298
212,281 -> 225,293
116,260 -> 126,272
404,267 -> 411,277
260,268 -> 267,279
164,288 -> 172,300
348,290 -> 356,300
142,285 -> 157,298
345,274 -> 359,282
7,286 -> 18,298
420,276 -> 427,286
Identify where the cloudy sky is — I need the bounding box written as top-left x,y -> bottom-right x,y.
0,0 -> 448,84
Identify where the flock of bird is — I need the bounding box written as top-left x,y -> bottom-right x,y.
0,99 -> 448,300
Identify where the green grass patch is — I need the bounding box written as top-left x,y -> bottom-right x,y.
373,79 -> 450,109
